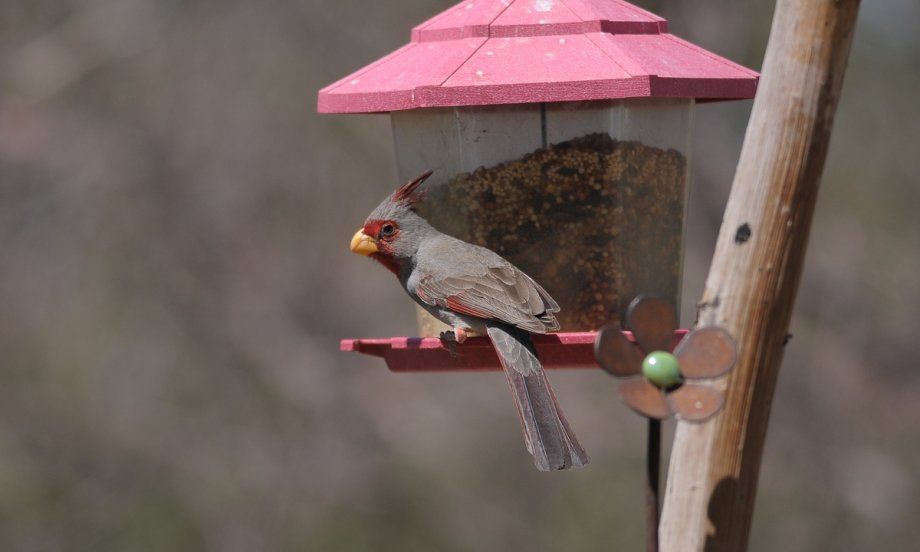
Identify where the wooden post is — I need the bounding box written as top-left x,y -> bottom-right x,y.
659,0 -> 860,550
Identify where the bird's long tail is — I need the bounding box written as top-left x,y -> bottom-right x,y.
486,324 -> 589,471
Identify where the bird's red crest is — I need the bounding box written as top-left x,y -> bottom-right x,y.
392,170 -> 433,205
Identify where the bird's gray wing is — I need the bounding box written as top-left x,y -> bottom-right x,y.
414,259 -> 560,333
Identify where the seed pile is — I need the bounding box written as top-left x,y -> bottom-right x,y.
424,133 -> 686,332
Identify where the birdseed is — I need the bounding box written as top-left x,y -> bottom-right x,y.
418,133 -> 686,334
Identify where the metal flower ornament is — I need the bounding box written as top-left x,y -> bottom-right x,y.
595,296 -> 738,421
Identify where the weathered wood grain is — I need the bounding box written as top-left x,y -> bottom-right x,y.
659,0 -> 860,550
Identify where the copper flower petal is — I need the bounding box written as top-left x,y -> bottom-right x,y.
627,296 -> 677,354
666,383 -> 724,422
594,325 -> 643,377
674,327 -> 737,379
618,378 -> 670,419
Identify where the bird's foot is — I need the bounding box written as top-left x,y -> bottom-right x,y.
440,327 -> 474,344
439,330 -> 459,358
440,328 -> 479,357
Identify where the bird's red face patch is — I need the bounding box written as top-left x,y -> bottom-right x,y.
363,219 -> 400,273
363,220 -> 399,252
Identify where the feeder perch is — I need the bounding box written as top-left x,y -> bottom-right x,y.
595,296 -> 737,421
341,330 -> 687,372
322,0 -> 757,368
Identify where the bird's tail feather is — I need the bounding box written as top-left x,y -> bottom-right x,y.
486,325 -> 589,471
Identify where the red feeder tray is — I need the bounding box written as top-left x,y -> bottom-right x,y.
340,330 -> 688,372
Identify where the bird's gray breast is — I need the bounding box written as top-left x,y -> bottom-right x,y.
403,238 -> 488,333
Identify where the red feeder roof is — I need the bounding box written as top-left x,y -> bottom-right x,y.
318,0 -> 758,113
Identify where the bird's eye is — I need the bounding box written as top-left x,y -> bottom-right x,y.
380,224 -> 396,237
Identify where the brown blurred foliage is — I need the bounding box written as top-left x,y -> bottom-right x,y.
0,1 -> 918,550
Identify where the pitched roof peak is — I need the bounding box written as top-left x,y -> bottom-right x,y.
411,0 -> 666,42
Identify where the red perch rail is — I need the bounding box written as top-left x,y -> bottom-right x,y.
341,331 -> 688,372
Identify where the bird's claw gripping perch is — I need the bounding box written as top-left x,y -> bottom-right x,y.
439,328 -> 472,358
439,331 -> 459,358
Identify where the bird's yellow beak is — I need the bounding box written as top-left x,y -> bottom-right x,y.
350,229 -> 378,256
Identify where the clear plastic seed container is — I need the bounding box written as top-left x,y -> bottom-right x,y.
391,99 -> 693,336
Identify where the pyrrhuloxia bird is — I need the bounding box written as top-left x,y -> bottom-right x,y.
349,171 -> 589,471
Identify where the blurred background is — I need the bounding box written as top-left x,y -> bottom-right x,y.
1,0 -> 918,550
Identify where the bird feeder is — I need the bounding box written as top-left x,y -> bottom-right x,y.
323,0 -> 757,367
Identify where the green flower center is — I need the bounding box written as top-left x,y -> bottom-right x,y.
642,351 -> 682,387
